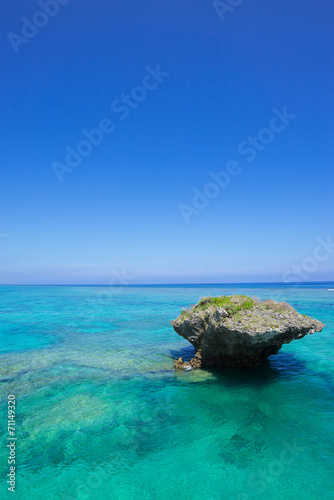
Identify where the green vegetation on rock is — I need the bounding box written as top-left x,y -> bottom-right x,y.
194,295 -> 255,315
180,295 -> 255,319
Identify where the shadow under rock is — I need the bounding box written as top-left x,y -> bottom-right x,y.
169,344 -> 195,362
169,347 -> 308,386
208,351 -> 308,387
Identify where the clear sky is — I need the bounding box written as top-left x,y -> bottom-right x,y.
1,0 -> 333,284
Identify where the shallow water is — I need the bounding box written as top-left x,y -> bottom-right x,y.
0,284 -> 334,499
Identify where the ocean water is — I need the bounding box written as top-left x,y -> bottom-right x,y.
0,284 -> 334,500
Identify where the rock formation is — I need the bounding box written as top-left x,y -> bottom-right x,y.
171,295 -> 325,368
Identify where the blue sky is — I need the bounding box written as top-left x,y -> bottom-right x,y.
0,0 -> 333,284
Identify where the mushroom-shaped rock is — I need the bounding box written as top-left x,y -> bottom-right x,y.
171,295 -> 325,368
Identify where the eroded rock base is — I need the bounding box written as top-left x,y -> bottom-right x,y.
174,351 -> 202,370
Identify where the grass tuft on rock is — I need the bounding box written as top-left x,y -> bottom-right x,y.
178,295 -> 299,322
194,295 -> 255,316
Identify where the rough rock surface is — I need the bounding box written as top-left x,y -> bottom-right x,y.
171,295 -> 325,368
174,351 -> 202,370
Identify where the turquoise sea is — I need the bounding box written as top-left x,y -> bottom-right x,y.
1,284 -> 334,500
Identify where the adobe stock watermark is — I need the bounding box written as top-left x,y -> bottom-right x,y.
7,0 -> 71,54
263,235 -> 334,313
236,439 -> 306,499
179,106 -> 296,224
282,236 -> 334,283
51,65 -> 169,182
83,267 -> 135,320
213,0 -> 244,22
